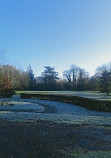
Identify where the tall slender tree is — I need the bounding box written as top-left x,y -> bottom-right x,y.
70,65 -> 79,89
27,65 -> 36,90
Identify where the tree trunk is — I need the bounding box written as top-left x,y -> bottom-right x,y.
73,72 -> 74,90
106,84 -> 109,95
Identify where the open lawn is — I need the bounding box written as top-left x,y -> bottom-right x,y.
0,121 -> 111,158
16,90 -> 111,101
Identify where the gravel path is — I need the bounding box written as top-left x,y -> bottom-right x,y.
0,98 -> 111,126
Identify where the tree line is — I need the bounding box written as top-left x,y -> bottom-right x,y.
0,63 -> 111,95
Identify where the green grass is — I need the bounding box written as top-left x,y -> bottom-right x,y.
16,90 -> 111,100
65,150 -> 111,158
16,90 -> 100,95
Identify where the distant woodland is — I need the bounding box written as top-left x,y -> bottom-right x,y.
0,62 -> 111,95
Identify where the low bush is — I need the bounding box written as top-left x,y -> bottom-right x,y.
0,93 -> 14,98
21,93 -> 111,112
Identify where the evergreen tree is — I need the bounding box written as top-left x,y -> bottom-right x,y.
42,66 -> 59,90
27,65 -> 36,90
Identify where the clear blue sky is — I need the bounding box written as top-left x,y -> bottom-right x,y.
0,0 -> 111,77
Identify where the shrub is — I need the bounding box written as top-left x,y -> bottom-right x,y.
21,93 -> 111,112
0,93 -> 14,98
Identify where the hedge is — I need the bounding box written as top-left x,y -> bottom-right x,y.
20,93 -> 111,112
0,93 -> 13,98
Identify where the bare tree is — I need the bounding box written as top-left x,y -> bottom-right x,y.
95,63 -> 111,95
63,65 -> 90,90
63,70 -> 71,82
0,65 -> 30,92
77,68 -> 89,90
70,64 -> 79,89
20,71 -> 30,90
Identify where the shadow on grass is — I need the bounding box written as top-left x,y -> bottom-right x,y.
0,121 -> 111,158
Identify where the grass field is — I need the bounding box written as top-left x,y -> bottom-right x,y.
16,90 -> 111,100
16,90 -> 100,95
0,121 -> 111,158
65,150 -> 111,158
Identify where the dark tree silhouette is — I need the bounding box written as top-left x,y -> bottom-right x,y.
63,70 -> 71,82
27,65 -> 36,90
77,68 -> 89,90
70,65 -> 79,89
63,65 -> 90,90
95,63 -> 111,95
42,66 -> 59,90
